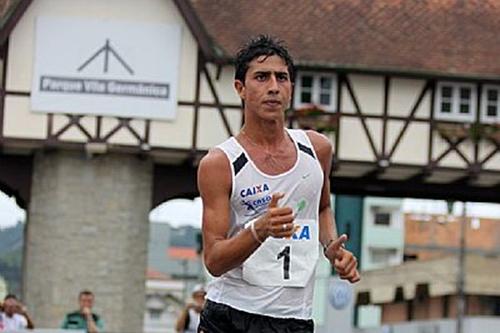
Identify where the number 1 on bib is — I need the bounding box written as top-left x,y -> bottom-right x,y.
277,245 -> 291,280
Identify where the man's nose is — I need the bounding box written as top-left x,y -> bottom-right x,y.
267,74 -> 279,94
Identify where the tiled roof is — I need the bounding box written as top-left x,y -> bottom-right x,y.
188,0 -> 500,78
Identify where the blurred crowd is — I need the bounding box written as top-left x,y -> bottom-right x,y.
0,286 -> 206,333
0,289 -> 103,333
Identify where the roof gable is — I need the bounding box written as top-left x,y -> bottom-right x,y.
189,0 -> 500,78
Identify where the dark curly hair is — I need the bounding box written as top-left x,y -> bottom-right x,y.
234,35 -> 295,84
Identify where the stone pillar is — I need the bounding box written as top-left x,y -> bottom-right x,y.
24,151 -> 152,332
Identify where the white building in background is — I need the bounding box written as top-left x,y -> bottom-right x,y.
361,197 -> 405,271
144,273 -> 184,333
359,197 -> 404,329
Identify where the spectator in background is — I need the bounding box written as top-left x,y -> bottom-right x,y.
0,294 -> 33,330
175,284 -> 206,333
61,290 -> 103,333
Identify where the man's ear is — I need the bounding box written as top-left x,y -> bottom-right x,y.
234,80 -> 245,100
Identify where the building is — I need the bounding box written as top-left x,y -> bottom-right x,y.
358,197 -> 404,327
148,222 -> 203,280
355,254 -> 500,332
405,214 -> 500,260
1,0 -> 500,330
144,269 -> 184,333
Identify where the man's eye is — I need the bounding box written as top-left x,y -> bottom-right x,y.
256,74 -> 266,81
277,74 -> 288,82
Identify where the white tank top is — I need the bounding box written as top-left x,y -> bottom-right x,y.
184,309 -> 200,333
206,129 -> 324,319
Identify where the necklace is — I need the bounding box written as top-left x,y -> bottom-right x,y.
240,128 -> 289,169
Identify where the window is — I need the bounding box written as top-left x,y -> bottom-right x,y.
370,248 -> 398,265
149,309 -> 162,320
481,85 -> 500,123
372,206 -> 392,226
435,82 -> 477,122
294,72 -> 336,111
374,212 -> 391,226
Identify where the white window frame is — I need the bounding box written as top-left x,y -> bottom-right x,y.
435,82 -> 477,122
481,84 -> 500,124
294,72 -> 337,112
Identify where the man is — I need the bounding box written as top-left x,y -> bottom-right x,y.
175,284 -> 206,333
61,290 -> 103,333
0,294 -> 31,330
197,35 -> 360,332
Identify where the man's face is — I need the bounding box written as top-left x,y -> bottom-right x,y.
235,55 -> 292,120
3,298 -> 18,316
79,294 -> 94,310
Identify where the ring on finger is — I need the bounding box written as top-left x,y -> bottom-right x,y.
282,224 -> 287,231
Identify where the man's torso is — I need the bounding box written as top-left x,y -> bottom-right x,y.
207,129 -> 324,319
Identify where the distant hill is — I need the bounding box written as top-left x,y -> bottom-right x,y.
0,222 -> 23,296
0,222 -> 23,253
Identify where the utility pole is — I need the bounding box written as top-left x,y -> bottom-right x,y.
456,202 -> 467,333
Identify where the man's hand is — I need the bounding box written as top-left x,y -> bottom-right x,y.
82,306 -> 92,318
324,234 -> 360,283
254,192 -> 298,240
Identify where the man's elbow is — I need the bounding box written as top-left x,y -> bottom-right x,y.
204,254 -> 224,277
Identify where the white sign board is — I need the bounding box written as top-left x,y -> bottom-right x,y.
31,17 -> 181,120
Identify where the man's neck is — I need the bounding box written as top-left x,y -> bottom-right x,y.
241,120 -> 287,146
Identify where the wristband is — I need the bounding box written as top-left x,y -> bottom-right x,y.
250,221 -> 263,244
322,239 -> 334,254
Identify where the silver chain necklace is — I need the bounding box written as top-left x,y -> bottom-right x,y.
240,128 -> 288,169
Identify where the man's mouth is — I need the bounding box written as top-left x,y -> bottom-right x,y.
264,100 -> 281,106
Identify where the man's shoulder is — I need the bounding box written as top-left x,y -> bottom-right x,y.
198,148 -> 231,181
63,311 -> 85,323
199,147 -> 230,169
197,147 -> 233,199
304,130 -> 331,148
65,310 -> 82,318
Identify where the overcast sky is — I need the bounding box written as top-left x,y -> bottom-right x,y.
1,191 -> 499,230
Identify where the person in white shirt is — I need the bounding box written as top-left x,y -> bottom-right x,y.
175,284 -> 206,333
0,295 -> 28,331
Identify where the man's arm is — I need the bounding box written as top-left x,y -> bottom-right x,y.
175,305 -> 189,332
307,130 -> 360,283
17,304 -> 34,329
198,149 -> 295,277
82,308 -> 99,333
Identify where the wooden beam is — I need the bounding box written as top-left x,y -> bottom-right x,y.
0,0 -> 33,46
387,81 -> 431,159
344,76 -> 379,160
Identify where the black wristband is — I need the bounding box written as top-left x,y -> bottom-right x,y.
322,239 -> 334,254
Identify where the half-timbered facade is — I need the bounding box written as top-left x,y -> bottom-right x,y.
0,0 -> 499,330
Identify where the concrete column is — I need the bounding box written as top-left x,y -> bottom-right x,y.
24,151 -> 152,332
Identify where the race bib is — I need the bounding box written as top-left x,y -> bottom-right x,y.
242,219 -> 319,287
